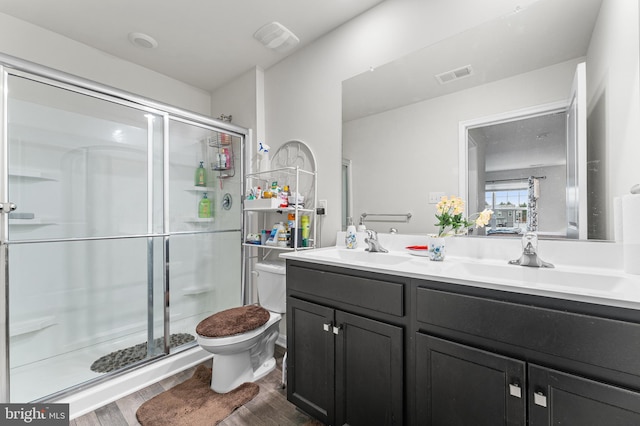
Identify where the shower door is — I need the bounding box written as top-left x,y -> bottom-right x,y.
0,65 -> 244,404
2,72 -> 167,402
166,118 -> 243,349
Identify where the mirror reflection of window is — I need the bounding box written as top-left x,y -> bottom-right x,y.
484,188 -> 528,235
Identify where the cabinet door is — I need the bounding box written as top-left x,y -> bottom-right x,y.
416,334 -> 526,426
287,297 -> 335,424
335,311 -> 404,426
529,364 -> 640,426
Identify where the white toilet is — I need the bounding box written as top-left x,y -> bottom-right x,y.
196,262 -> 286,393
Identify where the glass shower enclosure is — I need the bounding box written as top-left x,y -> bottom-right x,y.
0,58 -> 245,403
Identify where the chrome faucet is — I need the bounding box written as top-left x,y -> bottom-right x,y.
364,230 -> 388,253
509,232 -> 554,268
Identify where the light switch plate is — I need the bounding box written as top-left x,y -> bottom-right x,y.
428,192 -> 446,204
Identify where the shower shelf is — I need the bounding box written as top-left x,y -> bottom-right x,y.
185,185 -> 216,192
9,218 -> 56,226
182,286 -> 214,295
184,217 -> 214,223
11,315 -> 57,337
9,168 -> 58,181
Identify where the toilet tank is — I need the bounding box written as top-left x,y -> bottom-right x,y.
255,262 -> 286,313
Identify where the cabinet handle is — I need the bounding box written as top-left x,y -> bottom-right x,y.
332,325 -> 341,335
508,383 -> 522,398
323,323 -> 331,332
534,391 -> 547,407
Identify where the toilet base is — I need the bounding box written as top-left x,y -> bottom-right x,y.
253,357 -> 277,382
210,353 -> 277,394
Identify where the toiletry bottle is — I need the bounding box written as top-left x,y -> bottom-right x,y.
346,217 -> 357,249
276,222 -> 288,247
198,192 -> 212,218
223,148 -> 231,168
357,216 -> 367,232
287,213 -> 296,247
280,185 -> 290,208
217,150 -> 226,169
266,223 -> 279,246
301,215 -> 310,247
195,161 -> 206,186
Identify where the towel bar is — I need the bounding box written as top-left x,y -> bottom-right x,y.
360,212 -> 412,223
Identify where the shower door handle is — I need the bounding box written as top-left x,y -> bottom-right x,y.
0,202 -> 17,213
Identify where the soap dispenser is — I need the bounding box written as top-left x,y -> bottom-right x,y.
195,161 -> 207,187
345,217 -> 357,249
198,192 -> 212,218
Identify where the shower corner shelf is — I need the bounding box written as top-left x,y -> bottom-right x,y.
186,185 -> 216,192
9,168 -> 59,181
9,218 -> 56,227
184,217 -> 214,223
182,286 -> 215,295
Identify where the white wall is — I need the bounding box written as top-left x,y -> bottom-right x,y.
0,12 -> 211,115
264,0 -> 537,246
343,59 -> 580,235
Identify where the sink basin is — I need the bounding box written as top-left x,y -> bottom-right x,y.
308,249 -> 410,266
450,261 -> 625,294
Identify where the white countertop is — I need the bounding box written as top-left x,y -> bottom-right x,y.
281,233 -> 640,310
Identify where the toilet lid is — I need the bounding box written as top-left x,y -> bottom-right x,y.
196,305 -> 270,338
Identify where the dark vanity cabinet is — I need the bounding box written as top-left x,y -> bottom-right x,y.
416,334 -> 526,425
286,261 -> 406,426
286,261 -> 640,425
414,281 -> 640,426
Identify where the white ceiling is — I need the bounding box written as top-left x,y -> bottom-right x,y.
0,0 -> 385,92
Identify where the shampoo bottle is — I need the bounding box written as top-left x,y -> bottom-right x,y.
345,217 -> 357,249
198,192 -> 212,218
195,161 -> 207,186
301,215 -> 310,247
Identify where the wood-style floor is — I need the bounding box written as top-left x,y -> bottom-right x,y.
70,346 -> 322,426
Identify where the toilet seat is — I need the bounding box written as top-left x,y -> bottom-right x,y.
196,304 -> 270,338
197,311 -> 281,347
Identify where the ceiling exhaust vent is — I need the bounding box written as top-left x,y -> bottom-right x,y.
435,65 -> 473,84
254,22 -> 300,53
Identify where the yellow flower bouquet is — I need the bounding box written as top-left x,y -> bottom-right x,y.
434,196 -> 493,237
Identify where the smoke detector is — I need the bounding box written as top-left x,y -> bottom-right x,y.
128,32 -> 158,49
435,65 -> 473,84
253,22 -> 299,53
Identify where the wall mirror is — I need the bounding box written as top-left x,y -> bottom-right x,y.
342,0 -> 638,241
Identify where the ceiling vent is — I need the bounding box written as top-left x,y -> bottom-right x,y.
254,22 -> 300,53
435,65 -> 473,84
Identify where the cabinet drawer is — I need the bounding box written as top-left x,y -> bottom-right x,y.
288,264 -> 405,316
416,286 -> 640,376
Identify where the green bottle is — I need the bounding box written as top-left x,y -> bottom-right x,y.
198,193 -> 212,218
195,161 -> 206,187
